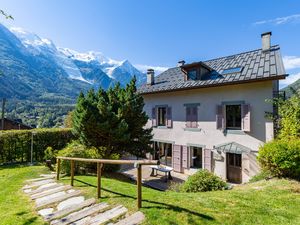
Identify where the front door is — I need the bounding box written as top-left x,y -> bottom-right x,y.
226,153 -> 242,183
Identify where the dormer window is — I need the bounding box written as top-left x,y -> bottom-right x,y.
181,61 -> 213,81
187,69 -> 197,80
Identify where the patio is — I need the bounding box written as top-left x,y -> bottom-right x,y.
120,165 -> 189,191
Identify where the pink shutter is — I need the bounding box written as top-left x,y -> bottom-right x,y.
203,149 -> 212,171
167,107 -> 172,128
182,145 -> 189,169
216,105 -> 224,130
152,107 -> 157,127
172,145 -> 182,172
191,106 -> 198,128
242,104 -> 250,132
186,107 -> 192,128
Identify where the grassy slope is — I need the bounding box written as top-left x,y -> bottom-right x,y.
0,165 -> 48,225
0,165 -> 299,225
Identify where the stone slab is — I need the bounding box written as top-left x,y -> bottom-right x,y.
45,198 -> 96,221
57,196 -> 85,211
36,190 -> 81,209
89,205 -> 128,225
28,183 -> 62,195
31,185 -> 72,200
51,202 -> 110,225
114,211 -> 145,225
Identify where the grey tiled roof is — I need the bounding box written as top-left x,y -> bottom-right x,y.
138,45 -> 287,94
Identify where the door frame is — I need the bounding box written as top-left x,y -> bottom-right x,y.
226,152 -> 242,183
187,143 -> 206,170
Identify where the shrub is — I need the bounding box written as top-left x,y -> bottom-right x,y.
57,141 -> 120,174
0,128 -> 74,164
180,169 -> 227,192
43,147 -> 58,164
258,139 -> 300,179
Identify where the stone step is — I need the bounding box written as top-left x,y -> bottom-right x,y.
89,205 -> 128,225
36,190 -> 81,209
23,179 -> 55,190
51,202 -> 110,225
31,185 -> 72,200
45,198 -> 96,221
114,211 -> 145,225
26,176 -> 55,183
27,183 -> 63,195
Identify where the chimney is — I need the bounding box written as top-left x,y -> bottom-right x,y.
261,32 -> 272,51
147,69 -> 154,85
177,60 -> 185,67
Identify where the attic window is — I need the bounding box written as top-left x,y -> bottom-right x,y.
222,67 -> 243,75
187,69 -> 197,80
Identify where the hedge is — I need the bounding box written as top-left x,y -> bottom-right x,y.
0,128 -> 74,164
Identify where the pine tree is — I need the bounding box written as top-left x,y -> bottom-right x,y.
72,79 -> 152,158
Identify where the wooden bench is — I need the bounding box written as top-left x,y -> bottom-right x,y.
150,165 -> 173,181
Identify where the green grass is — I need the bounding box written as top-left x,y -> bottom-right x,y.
0,164 -> 49,225
0,165 -> 300,225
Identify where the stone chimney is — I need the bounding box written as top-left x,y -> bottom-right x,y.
261,32 -> 272,51
177,60 -> 185,67
147,69 -> 154,86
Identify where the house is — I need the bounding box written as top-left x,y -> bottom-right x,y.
0,118 -> 33,130
138,32 -> 287,183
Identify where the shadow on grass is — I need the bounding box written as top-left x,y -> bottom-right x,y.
73,178 -> 215,221
22,216 -> 38,225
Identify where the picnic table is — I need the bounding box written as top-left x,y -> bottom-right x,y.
150,165 -> 173,181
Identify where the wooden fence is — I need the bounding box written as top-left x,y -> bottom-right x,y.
56,156 -> 159,209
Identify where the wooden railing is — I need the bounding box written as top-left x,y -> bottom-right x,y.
56,156 -> 159,209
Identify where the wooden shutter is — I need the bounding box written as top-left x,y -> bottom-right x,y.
216,105 -> 224,130
172,145 -> 182,172
182,145 -> 189,169
203,149 -> 212,171
152,107 -> 157,127
241,104 -> 250,132
167,107 -> 172,128
191,106 -> 198,128
186,107 -> 192,128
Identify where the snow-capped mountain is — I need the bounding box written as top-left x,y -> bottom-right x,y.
9,26 -> 147,88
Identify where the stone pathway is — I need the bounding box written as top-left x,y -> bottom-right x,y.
23,173 -> 145,225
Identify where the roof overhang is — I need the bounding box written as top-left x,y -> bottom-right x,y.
214,142 -> 252,154
180,61 -> 214,72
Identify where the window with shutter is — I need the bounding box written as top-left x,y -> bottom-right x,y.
186,105 -> 198,128
241,104 -> 251,132
203,149 -> 212,171
216,105 -> 224,130
152,107 -> 157,127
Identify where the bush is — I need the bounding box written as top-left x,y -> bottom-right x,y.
57,141 -> 120,174
180,169 -> 227,192
258,139 -> 300,179
44,147 -> 58,164
0,128 -> 74,164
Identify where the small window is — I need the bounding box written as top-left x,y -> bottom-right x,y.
187,69 -> 197,80
222,67 -> 243,75
158,107 -> 167,126
186,105 -> 198,128
226,105 -> 241,130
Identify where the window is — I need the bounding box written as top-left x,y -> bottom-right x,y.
187,69 -> 197,80
158,107 -> 167,126
227,153 -> 242,168
226,105 -> 241,130
186,105 -> 198,128
222,67 -> 243,75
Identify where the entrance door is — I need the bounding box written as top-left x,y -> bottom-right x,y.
190,147 -> 202,168
226,153 -> 242,183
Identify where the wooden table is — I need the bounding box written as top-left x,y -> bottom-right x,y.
150,165 -> 173,181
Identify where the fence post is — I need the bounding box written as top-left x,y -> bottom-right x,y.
71,160 -> 75,186
137,164 -> 142,209
97,163 -> 103,199
56,158 -> 61,180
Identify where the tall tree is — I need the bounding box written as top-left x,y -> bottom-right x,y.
72,79 -> 152,158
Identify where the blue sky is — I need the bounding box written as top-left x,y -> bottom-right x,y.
1,0 -> 300,87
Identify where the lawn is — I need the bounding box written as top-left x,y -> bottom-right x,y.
0,165 -> 300,225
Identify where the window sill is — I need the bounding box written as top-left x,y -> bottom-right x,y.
184,127 -> 201,132
155,126 -> 169,129
225,129 -> 245,135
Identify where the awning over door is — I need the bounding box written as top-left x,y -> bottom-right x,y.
214,142 -> 252,154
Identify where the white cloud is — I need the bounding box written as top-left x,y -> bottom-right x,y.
134,64 -> 169,75
280,72 -> 300,88
253,14 -> 300,26
283,56 -> 300,70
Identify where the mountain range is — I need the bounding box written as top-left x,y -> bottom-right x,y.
0,24 -> 148,102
